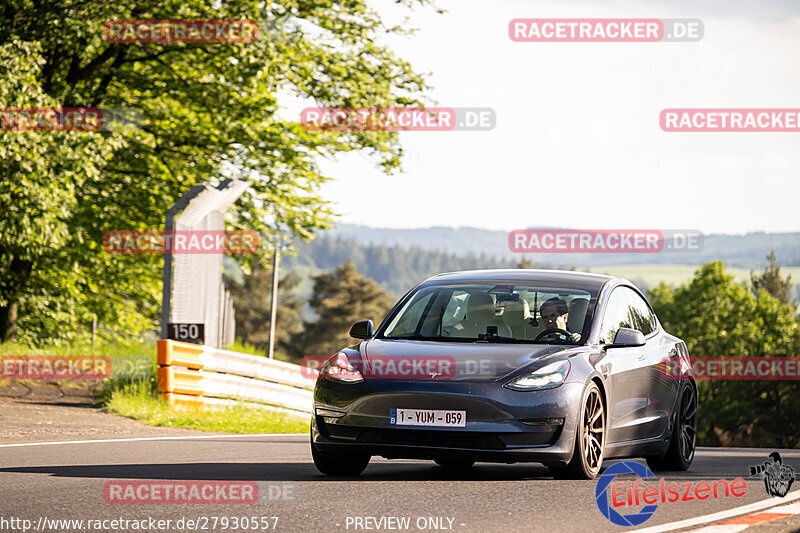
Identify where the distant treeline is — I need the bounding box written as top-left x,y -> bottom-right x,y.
329,225 -> 800,268
283,235 -> 554,296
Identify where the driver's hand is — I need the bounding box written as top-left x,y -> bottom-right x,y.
571,332 -> 581,341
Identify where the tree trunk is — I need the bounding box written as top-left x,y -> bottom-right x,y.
0,302 -> 18,342
0,254 -> 33,342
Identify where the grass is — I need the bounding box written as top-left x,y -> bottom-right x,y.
0,339 -> 156,380
103,381 -> 309,433
1,339 -> 156,391
2,340 -> 310,434
0,339 -> 155,356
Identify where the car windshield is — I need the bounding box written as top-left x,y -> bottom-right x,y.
381,283 -> 593,344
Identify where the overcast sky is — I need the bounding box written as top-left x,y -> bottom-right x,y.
305,0 -> 800,234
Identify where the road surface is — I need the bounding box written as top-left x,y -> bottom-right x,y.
2,431 -> 800,533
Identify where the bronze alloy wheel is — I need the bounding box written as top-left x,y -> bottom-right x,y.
583,386 -> 605,474
550,382 -> 605,479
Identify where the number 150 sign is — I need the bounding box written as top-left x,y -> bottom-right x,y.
167,323 -> 205,345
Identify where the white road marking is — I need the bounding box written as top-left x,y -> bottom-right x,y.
688,502 -> 800,533
632,490 -> 800,533
0,433 -> 304,448
766,501 -> 800,514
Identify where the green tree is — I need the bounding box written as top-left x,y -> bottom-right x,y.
515,256 -> 533,269
296,261 -> 393,356
228,264 -> 303,361
0,40 -> 142,344
650,261 -> 800,447
751,250 -> 794,306
0,1 -> 434,343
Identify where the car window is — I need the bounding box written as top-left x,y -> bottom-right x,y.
600,288 -> 634,344
623,287 -> 657,336
384,291 -> 434,336
381,283 -> 594,344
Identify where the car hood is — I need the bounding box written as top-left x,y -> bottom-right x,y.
358,339 -> 581,382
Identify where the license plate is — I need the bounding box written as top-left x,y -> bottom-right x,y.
389,408 -> 466,427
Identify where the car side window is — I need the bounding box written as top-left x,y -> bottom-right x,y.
623,287 -> 657,336
600,288 -> 634,344
386,292 -> 434,335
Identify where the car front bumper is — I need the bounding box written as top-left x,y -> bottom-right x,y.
312,379 -> 585,465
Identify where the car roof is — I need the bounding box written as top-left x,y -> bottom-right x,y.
421,268 -> 616,290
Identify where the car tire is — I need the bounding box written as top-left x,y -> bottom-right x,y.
549,382 -> 605,480
434,456 -> 476,468
646,384 -> 697,472
311,439 -> 371,476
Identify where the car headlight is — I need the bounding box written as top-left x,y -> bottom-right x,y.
320,352 -> 364,383
504,360 -> 570,391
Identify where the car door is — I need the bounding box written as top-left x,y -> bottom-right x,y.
625,288 -> 679,439
600,286 -> 653,444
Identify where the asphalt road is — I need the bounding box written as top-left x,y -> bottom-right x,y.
2,434 -> 800,533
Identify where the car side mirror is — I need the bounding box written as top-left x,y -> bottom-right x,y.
606,327 -> 646,348
349,320 -> 374,340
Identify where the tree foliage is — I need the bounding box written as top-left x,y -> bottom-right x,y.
228,263 -> 303,360
295,261 -> 393,357
751,250 -> 794,307
650,261 -> 800,447
515,256 -> 534,269
0,0 -> 435,344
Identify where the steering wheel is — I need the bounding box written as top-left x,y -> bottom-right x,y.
534,328 -> 573,342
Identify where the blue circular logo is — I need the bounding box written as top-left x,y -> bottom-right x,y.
595,461 -> 658,526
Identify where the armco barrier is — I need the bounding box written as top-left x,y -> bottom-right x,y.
157,339 -> 318,415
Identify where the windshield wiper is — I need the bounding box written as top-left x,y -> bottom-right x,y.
386,335 -> 573,344
387,334 -> 460,342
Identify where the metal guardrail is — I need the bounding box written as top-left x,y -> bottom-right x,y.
157,339 -> 318,415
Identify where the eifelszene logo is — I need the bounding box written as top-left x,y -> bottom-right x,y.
596,461 -> 748,526
595,462 -> 659,527
749,452 -> 796,497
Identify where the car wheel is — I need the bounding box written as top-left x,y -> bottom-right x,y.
549,382 -> 605,480
647,384 -> 697,471
434,456 -> 476,468
310,439 -> 371,476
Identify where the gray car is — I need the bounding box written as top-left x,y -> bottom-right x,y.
311,269 -> 698,479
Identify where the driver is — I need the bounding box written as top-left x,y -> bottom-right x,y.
539,298 -> 581,342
